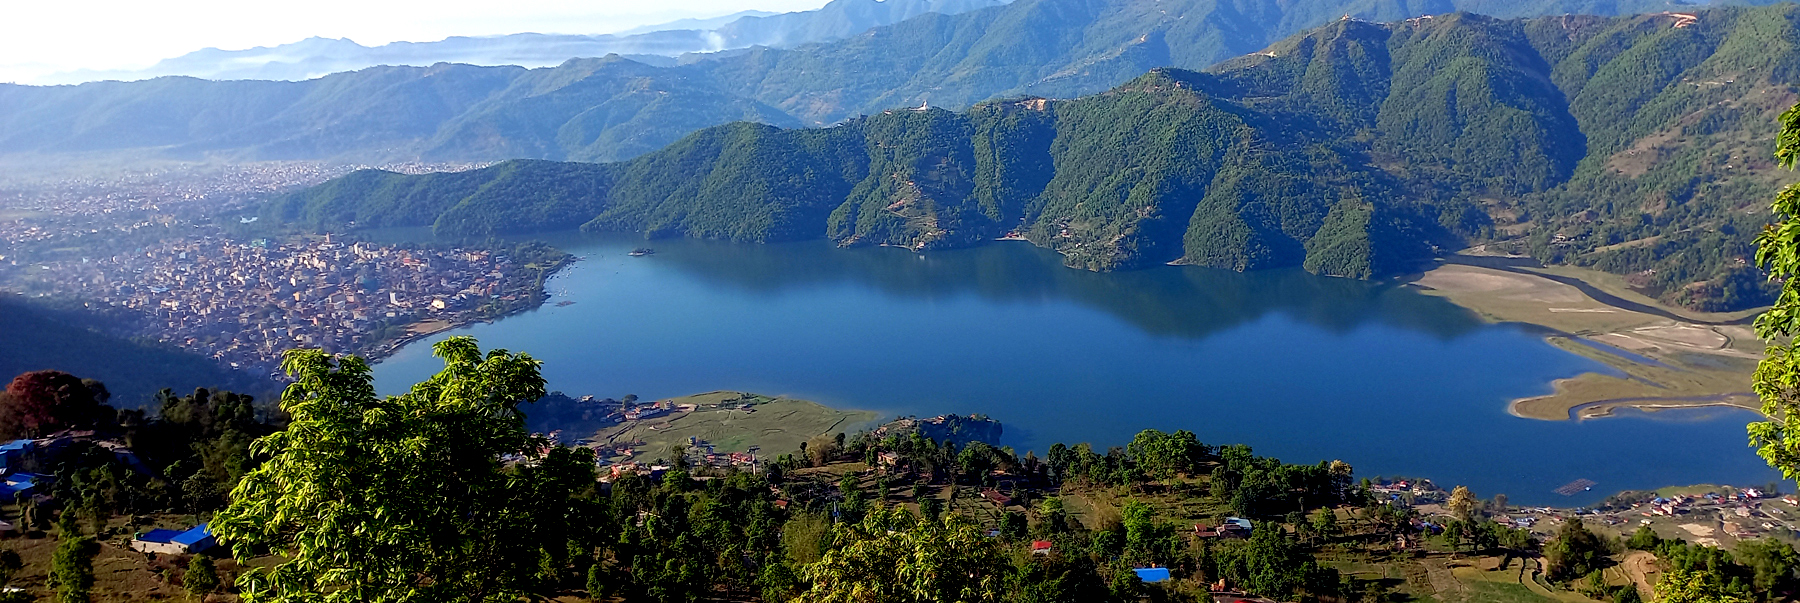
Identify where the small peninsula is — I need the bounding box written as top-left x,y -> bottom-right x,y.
1411,254 -> 1765,421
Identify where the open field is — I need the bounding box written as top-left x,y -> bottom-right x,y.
589,391 -> 879,459
1410,258 -> 1765,421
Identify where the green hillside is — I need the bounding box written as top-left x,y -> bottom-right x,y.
268,6 -> 1800,311
0,294 -> 278,408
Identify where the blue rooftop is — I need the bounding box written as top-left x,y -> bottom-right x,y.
1134,568 -> 1171,583
171,524 -> 213,547
0,440 -> 31,452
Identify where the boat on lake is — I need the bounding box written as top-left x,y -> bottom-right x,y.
629,248 -> 655,257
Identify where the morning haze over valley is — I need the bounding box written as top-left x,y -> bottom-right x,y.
4,0 -> 1800,601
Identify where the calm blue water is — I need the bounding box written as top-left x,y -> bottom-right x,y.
370,233 -> 1780,506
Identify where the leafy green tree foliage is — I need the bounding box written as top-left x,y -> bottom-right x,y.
1307,508 -> 1340,543
1629,525 -> 1663,550
1732,538 -> 1800,599
1006,553 -> 1118,603
1752,100 -> 1800,481
1209,445 -> 1354,519
49,515 -> 97,603
1656,567 -> 1751,603
185,555 -> 220,600
123,388 -> 281,513
212,337 -> 596,602
1212,527 -> 1339,601
796,506 -> 1008,603
1125,429 -> 1212,480
1545,518 -> 1609,583
1654,541 -> 1757,601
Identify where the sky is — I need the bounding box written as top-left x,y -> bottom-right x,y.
0,0 -> 831,84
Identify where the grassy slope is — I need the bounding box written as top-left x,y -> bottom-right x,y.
588,391 -> 879,459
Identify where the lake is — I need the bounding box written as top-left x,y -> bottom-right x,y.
370,232 -> 1780,506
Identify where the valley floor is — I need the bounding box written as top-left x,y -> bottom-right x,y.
1409,254 -> 1765,421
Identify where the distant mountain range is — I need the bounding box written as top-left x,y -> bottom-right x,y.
29,0 -> 1010,85
266,5 -> 1800,312
5,0 -> 1777,166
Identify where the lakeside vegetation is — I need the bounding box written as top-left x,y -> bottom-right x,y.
0,338 -> 1792,602
583,392 -> 879,458
267,5 -> 1800,312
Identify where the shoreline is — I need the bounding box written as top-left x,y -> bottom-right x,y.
355,251 -> 577,365
1410,257 -> 1768,422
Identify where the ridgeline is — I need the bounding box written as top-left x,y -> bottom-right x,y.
269,7 -> 1800,309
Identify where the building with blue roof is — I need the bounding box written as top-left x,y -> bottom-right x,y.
0,473 -> 45,501
0,440 -> 32,470
1133,568 -> 1171,583
130,523 -> 219,555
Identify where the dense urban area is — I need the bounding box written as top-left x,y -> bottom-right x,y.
0,161 -> 567,378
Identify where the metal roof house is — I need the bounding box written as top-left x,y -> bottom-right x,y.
0,473 -> 46,500
1133,567 -> 1171,583
0,440 -> 32,470
130,523 -> 219,555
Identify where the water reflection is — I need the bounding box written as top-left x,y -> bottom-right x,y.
579,234 -> 1489,342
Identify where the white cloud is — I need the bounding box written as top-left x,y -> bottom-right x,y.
0,0 -> 830,83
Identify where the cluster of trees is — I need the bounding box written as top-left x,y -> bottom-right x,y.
9,335 -> 1800,602
187,337 -> 1420,603
0,369 -> 285,599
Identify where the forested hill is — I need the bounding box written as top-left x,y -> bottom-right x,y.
269,5 -> 1800,311
0,0 -> 1784,165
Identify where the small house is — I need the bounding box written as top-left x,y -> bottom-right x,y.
0,440 -> 32,470
130,523 -> 219,555
0,473 -> 46,501
1031,540 -> 1053,555
1133,568 -> 1171,583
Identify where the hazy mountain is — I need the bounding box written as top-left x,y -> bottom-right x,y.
686,0 -> 1787,126
0,56 -> 801,163
8,0 -> 1772,166
31,0 -> 1011,85
266,5 -> 1800,311
610,10 -> 780,36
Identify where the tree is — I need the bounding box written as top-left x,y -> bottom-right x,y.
185,555 -> 220,600
1447,486 -> 1477,523
796,507 -> 1008,603
1308,508 -> 1339,542
212,337 -> 595,603
1545,518 -> 1607,583
49,521 -> 97,603
1752,101 -> 1800,478
0,371 -> 113,439
1733,537 -> 1799,597
1628,525 -> 1662,551
919,497 -> 944,524
1121,501 -> 1156,556
1000,511 -> 1028,541
1655,567 -> 1750,603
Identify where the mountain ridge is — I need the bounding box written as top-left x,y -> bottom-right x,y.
264,5 -> 1800,312
28,0 -> 1011,86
